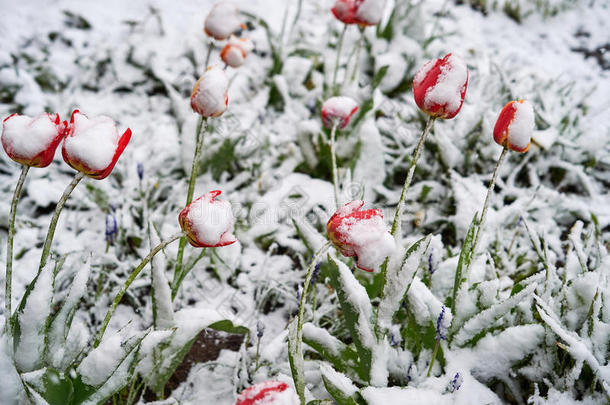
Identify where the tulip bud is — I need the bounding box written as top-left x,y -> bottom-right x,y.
326,200 -> 395,272
1,113 -> 65,168
190,66 -> 229,117
413,53 -> 468,119
179,190 -> 237,248
235,381 -> 298,405
204,2 -> 244,41
137,162 -> 144,180
220,36 -> 254,68
105,213 -> 118,243
321,96 -> 359,129
493,100 -> 535,153
331,0 -> 384,26
62,110 -> 132,180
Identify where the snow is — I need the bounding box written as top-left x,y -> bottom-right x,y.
191,66 -> 229,117
222,36 -> 254,68
183,190 -> 236,246
0,335 -> 24,404
63,113 -> 119,171
361,386 -> 450,404
423,54 -> 468,117
204,2 -> 243,41
506,100 -> 535,151
321,96 -> 358,129
319,363 -> 358,396
1,113 -> 59,160
355,0 -> 385,26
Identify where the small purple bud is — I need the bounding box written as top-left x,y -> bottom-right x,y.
256,320 -> 265,338
105,213 -> 118,243
436,306 -> 448,340
450,372 -> 463,392
137,162 -> 144,180
428,248 -> 435,274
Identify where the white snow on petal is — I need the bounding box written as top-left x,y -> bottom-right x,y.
507,100 -> 535,150
322,96 -> 358,125
63,114 -> 119,171
223,46 -> 245,67
355,0 -> 385,25
192,67 -> 229,117
187,192 -> 236,246
204,2 -> 242,40
424,54 -> 467,115
2,114 -> 58,159
337,212 -> 395,271
413,60 -> 435,88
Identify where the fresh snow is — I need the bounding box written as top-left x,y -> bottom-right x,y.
423,54 -> 468,117
204,1 -> 243,40
507,100 -> 535,150
63,113 -> 119,171
2,114 -> 59,160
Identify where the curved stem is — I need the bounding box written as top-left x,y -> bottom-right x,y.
95,231 -> 184,347
472,147 -> 508,255
293,242 -> 331,403
331,24 -> 348,96
39,172 -> 85,272
329,122 -> 340,208
172,118 -> 207,300
390,116 -> 435,238
5,165 -> 29,331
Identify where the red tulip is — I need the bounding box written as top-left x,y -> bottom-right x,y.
413,53 -> 468,119
62,110 -> 131,180
235,381 -> 298,405
1,113 -> 65,167
204,2 -> 244,41
220,36 -> 254,68
493,100 -> 535,153
331,0 -> 383,26
179,190 -> 237,248
327,200 -> 395,272
190,66 -> 229,117
321,96 -> 359,129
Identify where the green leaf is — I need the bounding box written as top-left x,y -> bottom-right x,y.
320,364 -> 363,405
202,138 -> 237,181
447,212 -> 478,314
288,319 -> 306,404
208,320 -> 251,336
307,401 -> 334,405
41,369 -> 74,405
371,65 -> 389,89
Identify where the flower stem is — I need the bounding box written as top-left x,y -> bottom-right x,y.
204,41 -> 214,70
390,116 -> 435,238
39,172 -> 85,272
172,117 -> 207,300
292,242 -> 331,403
331,24 -> 348,95
94,231 -> 184,347
4,165 -> 29,331
427,339 -> 440,377
329,122 -> 340,208
472,147 -> 508,255
349,27 -> 365,83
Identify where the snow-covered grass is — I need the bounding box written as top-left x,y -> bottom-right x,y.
0,0 -> 609,404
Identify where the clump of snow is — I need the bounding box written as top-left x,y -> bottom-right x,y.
204,2 -> 242,40
355,0 -> 385,26
190,66 -> 229,117
180,190 -> 237,247
320,363 -> 358,397
0,335 -> 25,404
77,333 -> 125,386
506,100 -> 535,151
321,96 -> 359,129
376,53 -> 407,93
1,113 -> 60,160
63,113 -> 119,171
424,54 -> 468,116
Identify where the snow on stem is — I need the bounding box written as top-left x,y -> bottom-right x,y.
38,171 -> 85,272
172,118 -> 207,299
331,25 -> 348,96
329,122 -> 340,208
4,165 -> 29,331
94,231 -> 184,347
291,241 -> 331,404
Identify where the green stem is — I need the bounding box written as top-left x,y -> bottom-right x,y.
5,165 -> 29,331
204,41 -> 214,70
427,339 -> 440,377
390,116 -> 435,237
293,242 -> 331,404
329,122 -> 340,208
331,24 -> 348,96
94,231 -> 184,347
172,118 -> 207,300
472,147 -> 508,255
349,27 -> 365,83
39,172 -> 85,272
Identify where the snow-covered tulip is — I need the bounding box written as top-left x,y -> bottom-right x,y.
2,113 -> 65,167
413,53 -> 468,119
220,36 -> 254,68
190,66 -> 229,117
204,1 -> 244,41
493,99 -> 535,153
321,96 -> 359,129
178,190 -> 237,248
331,0 -> 384,26
235,381 -> 299,405
327,200 -> 395,272
62,110 -> 132,180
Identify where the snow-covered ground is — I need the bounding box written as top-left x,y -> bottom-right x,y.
0,0 -> 609,404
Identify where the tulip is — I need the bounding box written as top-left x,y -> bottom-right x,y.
62,110 -> 132,180
321,96 -> 359,129
331,0 -> 384,26
178,190 -> 237,248
220,36 -> 254,68
204,1 -> 244,41
493,99 -> 535,153
236,381 -> 298,405
327,200 -> 394,272
190,66 -> 229,117
413,53 -> 468,119
2,113 -> 65,167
